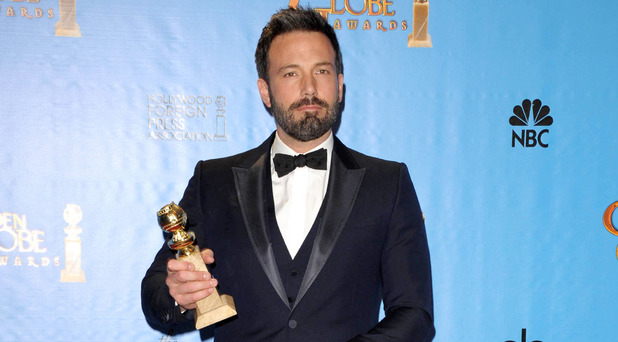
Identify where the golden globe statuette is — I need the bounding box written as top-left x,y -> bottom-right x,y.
157,202 -> 237,329
55,0 -> 82,37
408,0 -> 432,48
61,204 -> 86,282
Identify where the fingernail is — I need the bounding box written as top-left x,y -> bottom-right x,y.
210,280 -> 217,286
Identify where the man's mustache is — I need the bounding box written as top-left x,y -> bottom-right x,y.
289,96 -> 329,111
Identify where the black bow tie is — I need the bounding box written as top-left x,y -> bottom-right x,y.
273,148 -> 327,177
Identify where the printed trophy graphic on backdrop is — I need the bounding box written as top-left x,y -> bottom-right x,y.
408,0 -> 432,48
215,96 -> 227,141
157,202 -> 237,328
55,0 -> 81,37
61,204 -> 86,282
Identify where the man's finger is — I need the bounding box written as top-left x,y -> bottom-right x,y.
173,287 -> 216,309
167,276 -> 219,309
166,259 -> 195,273
172,277 -> 218,294
169,270 -> 212,284
200,248 -> 215,264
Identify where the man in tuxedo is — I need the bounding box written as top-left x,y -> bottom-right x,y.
142,6 -> 435,341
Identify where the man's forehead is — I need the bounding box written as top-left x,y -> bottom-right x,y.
268,31 -> 335,63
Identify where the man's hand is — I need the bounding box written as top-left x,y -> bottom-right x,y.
165,248 -> 218,311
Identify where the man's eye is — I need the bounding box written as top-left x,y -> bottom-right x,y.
284,72 -> 297,77
316,69 -> 329,74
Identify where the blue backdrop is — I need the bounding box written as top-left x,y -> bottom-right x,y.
1,1 -> 617,341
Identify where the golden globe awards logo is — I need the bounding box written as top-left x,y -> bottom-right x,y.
0,205 -> 86,282
0,0 -> 81,37
0,0 -> 54,20
289,0 -> 431,48
0,211 -> 61,268
290,0 -> 408,33
147,94 -> 228,142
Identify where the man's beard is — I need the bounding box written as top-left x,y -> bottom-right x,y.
270,95 -> 339,142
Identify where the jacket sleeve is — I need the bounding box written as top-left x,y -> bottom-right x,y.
141,162 -> 205,334
350,163 -> 435,341
141,243 -> 196,334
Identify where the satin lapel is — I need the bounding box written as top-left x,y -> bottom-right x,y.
232,154 -> 290,309
293,150 -> 366,310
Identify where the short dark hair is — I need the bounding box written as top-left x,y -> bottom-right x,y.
255,6 -> 343,83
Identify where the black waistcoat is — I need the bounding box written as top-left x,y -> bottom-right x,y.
265,173 -> 325,307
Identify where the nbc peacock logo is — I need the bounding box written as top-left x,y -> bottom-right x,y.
505,328 -> 542,342
510,99 -> 553,148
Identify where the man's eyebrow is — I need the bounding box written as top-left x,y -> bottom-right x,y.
277,64 -> 300,73
314,62 -> 335,69
277,62 -> 334,73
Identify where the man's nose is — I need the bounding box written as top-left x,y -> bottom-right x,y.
300,75 -> 317,97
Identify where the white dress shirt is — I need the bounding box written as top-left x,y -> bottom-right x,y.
270,132 -> 333,259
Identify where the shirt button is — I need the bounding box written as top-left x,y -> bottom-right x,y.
288,320 -> 297,329
290,270 -> 298,276
287,296 -> 295,303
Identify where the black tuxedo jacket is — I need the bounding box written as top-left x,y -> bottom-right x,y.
142,133 -> 435,341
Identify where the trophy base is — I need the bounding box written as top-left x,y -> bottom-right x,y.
55,22 -> 82,37
180,251 -> 237,329
195,293 -> 237,329
408,33 -> 432,48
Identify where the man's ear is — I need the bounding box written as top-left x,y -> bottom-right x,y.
337,73 -> 344,103
257,78 -> 271,108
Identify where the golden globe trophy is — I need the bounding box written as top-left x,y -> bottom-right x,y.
55,0 -> 82,37
408,0 -> 432,48
157,202 -> 237,329
61,204 -> 86,282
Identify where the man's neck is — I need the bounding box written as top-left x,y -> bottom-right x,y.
275,127 -> 332,154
